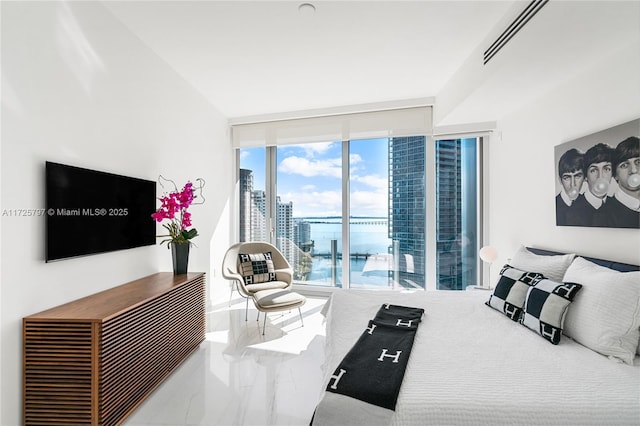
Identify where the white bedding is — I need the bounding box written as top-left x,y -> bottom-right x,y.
319,289 -> 640,425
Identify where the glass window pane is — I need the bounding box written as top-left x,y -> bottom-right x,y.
349,138 -> 395,289
239,148 -> 267,242
238,135 -> 481,292
435,138 -> 479,290
276,143 -> 343,287
388,136 -> 426,289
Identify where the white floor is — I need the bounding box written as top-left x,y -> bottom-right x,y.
123,295 -> 329,426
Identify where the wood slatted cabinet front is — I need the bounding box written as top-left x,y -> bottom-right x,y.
23,272 -> 206,426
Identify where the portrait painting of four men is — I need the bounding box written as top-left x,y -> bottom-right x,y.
555,119 -> 640,229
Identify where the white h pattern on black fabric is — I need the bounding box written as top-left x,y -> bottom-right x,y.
378,349 -> 402,363
328,369 -> 346,390
311,303 -> 424,426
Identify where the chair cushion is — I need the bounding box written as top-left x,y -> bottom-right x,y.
238,252 -> 276,285
245,280 -> 289,293
253,289 -> 306,312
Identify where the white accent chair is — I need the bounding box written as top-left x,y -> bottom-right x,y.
222,242 -> 305,335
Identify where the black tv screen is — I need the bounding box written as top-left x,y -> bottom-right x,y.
45,162 -> 157,262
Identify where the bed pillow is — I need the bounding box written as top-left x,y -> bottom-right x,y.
510,245 -> 575,282
238,252 -> 276,285
486,265 -> 545,321
520,279 -> 582,344
563,256 -> 640,365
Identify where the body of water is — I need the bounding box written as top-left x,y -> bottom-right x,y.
303,217 -> 390,255
298,217 -> 393,287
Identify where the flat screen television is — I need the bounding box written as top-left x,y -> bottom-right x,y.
45,161 -> 157,262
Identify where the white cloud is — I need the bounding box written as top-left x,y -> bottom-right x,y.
302,142 -> 335,157
281,185 -> 388,218
281,190 -> 342,217
352,174 -> 387,189
279,156 -> 341,178
350,189 -> 388,217
350,153 -> 363,164
278,151 -> 369,181
276,145 -> 388,216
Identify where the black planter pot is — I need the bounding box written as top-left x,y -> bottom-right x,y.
171,242 -> 190,275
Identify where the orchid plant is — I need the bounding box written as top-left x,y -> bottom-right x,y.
151,177 -> 205,247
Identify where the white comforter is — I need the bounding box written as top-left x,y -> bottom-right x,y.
319,289 -> 640,425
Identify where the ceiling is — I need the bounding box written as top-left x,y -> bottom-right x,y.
103,1 -> 640,124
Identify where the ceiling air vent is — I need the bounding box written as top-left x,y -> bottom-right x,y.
483,0 -> 549,65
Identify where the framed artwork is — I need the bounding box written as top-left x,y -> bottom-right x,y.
554,119 -> 639,229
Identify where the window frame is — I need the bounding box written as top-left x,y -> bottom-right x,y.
234,123 -> 492,292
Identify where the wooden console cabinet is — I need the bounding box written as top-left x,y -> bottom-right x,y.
23,272 -> 206,426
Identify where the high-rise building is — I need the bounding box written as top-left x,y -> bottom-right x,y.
239,169 -> 252,242
238,169 -> 297,264
388,136 -> 478,290
294,219 -> 312,253
435,139 -> 478,290
250,190 -> 268,242
275,196 -> 295,261
238,168 -> 267,242
388,136 -> 426,288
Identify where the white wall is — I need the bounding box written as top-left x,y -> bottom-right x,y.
488,41 -> 640,279
2,2 -> 639,425
0,2 -> 231,424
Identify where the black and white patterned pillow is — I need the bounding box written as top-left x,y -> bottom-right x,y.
238,252 -> 276,285
521,279 -> 582,345
486,265 -> 545,321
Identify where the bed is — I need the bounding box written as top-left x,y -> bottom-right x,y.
312,248 -> 640,425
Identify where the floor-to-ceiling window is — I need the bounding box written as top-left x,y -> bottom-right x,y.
349,138 -> 399,289
237,136 -> 482,290
233,107 -> 484,290
276,142 -> 343,286
434,138 -> 479,290
388,136 -> 427,289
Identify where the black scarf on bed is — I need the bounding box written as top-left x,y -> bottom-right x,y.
324,304 -> 424,410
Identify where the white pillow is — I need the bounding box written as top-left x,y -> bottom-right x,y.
563,257 -> 640,365
510,246 -> 575,282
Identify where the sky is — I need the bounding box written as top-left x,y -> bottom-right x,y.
239,139 -> 389,217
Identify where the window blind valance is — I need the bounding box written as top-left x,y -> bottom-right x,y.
231,106 -> 433,148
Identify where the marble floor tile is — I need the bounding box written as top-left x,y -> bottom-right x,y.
123,295 -> 329,426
